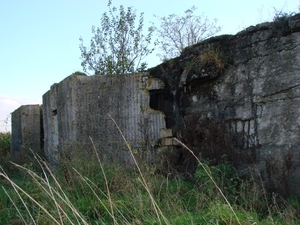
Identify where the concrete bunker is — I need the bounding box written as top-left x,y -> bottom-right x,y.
11,104 -> 43,158
42,72 -> 170,165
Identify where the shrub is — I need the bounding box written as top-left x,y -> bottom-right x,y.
185,48 -> 231,80
194,157 -> 240,198
0,132 -> 11,159
199,49 -> 228,72
272,10 -> 296,36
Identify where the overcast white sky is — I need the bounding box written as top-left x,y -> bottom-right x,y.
0,0 -> 299,132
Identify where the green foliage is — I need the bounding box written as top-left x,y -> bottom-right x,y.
79,0 -> 155,75
273,9 -> 296,22
1,144 -> 300,224
264,151 -> 296,197
200,49 -> 229,72
0,132 -> 10,159
154,6 -> 221,60
272,9 -> 296,36
203,202 -> 260,225
194,157 -> 240,198
186,48 -> 230,77
71,71 -> 87,76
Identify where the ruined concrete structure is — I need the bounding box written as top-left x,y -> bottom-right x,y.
42,73 -> 168,164
149,13 -> 300,196
11,13 -> 300,196
11,105 -> 43,156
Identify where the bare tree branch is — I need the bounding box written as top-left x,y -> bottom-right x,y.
155,6 -> 221,60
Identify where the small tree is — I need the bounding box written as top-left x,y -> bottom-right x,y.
155,6 -> 221,60
79,0 -> 155,75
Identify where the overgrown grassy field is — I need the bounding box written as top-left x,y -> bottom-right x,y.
0,132 -> 299,225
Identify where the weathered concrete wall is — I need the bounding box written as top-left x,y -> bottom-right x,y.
149,13 -> 300,196
11,105 -> 42,157
43,73 -> 166,164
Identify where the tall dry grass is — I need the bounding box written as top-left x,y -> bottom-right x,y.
0,118 -> 299,224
